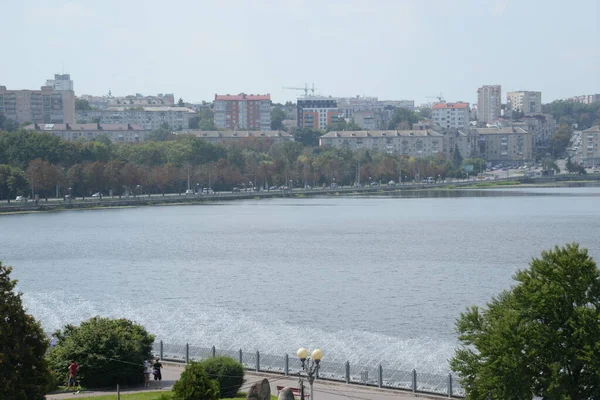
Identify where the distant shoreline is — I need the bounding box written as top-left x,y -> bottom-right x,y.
1,175 -> 599,216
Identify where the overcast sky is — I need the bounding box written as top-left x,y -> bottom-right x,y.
1,0 -> 598,105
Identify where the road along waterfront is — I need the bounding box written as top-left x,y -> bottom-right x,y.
3,187 -> 600,386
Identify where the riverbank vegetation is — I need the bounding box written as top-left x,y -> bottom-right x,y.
0,129 -> 482,200
452,244 -> 600,399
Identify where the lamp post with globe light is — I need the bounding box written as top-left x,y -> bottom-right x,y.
297,348 -> 323,400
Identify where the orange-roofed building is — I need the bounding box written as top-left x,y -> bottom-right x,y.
214,93 -> 271,130
431,101 -> 470,131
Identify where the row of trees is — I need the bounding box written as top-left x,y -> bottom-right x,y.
1,130 -> 482,200
542,100 -> 600,130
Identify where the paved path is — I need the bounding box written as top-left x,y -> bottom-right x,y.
46,364 -> 450,400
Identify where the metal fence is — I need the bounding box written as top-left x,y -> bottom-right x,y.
153,341 -> 465,398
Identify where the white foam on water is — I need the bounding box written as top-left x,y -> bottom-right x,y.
23,290 -> 457,375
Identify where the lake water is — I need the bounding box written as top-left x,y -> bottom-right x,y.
2,186 -> 600,374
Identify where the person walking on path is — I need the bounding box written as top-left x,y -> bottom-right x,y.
143,359 -> 151,387
67,360 -> 80,393
152,358 -> 163,389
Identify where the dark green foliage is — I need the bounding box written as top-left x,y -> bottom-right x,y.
549,124 -> 573,157
291,127 -> 322,147
46,317 -> 154,388
172,362 -> 220,400
75,99 -> 92,111
542,100 -> 600,130
199,356 -> 245,398
451,244 -> 600,399
388,108 -> 419,129
0,262 -> 53,400
0,164 -> 29,201
271,107 -> 286,130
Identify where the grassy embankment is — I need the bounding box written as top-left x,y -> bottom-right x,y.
73,391 -> 278,399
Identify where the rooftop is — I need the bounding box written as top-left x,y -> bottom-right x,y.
583,125 -> 600,133
475,127 -> 529,135
105,106 -> 195,113
177,130 -> 292,138
24,123 -> 147,131
321,130 -> 443,138
214,93 -> 271,101
432,102 -> 469,109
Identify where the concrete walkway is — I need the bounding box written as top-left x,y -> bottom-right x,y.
46,364 -> 452,400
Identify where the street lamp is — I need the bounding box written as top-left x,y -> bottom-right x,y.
297,348 -> 323,400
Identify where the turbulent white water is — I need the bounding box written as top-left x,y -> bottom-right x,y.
5,187 -> 600,375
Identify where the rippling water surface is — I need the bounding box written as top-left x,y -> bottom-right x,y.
2,187 -> 600,373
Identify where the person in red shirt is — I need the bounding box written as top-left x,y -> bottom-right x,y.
68,360 -> 80,392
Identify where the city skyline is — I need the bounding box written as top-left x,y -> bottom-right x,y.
1,0 -> 598,104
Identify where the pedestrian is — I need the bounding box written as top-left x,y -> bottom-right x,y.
67,360 -> 80,393
152,358 -> 163,388
144,359 -> 151,388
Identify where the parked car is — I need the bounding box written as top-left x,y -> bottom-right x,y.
370,182 -> 379,187
92,192 -> 102,198
388,180 -> 396,186
185,189 -> 194,195
202,188 -> 214,194
304,185 -> 312,190
15,196 -> 27,202
269,186 -> 278,191
232,187 -> 240,193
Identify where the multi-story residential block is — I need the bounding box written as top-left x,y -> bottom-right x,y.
76,106 -> 195,131
176,130 -> 294,144
45,74 -> 74,91
0,85 -> 75,124
297,96 -> 339,130
379,100 -> 415,110
352,110 -> 389,130
319,129 -> 445,156
213,93 -> 271,131
580,125 -> 600,167
477,85 -> 502,123
24,123 -> 150,143
500,114 -> 556,146
446,130 -> 478,159
474,126 -> 533,164
431,102 -> 470,131
507,91 -> 542,114
79,93 -> 175,109
567,94 -> 600,105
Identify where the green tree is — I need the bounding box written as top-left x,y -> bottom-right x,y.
452,144 -> 463,167
197,118 -> 217,131
0,164 -> 29,202
451,244 -> 600,400
388,108 -> 418,130
462,158 -> 486,174
271,107 -> 286,130
75,99 -> 92,110
541,157 -> 560,173
46,317 -> 154,388
543,100 -> 600,130
172,362 -> 220,400
291,127 -> 322,147
418,107 -> 432,119
198,356 -> 245,398
549,124 -> 573,157
177,97 -> 185,107
147,123 -> 175,141
0,262 -> 53,399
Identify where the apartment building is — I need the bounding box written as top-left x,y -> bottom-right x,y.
78,93 -> 175,109
319,129 -> 445,156
76,106 -> 195,131
45,74 -> 74,91
0,85 -> 75,124
177,130 -> 294,144
24,123 -> 150,143
580,125 -> 600,167
297,96 -> 339,130
499,114 -> 556,145
474,126 -> 533,164
568,94 -> 600,105
213,93 -> 271,130
477,85 -> 502,123
431,102 -> 470,131
507,91 -> 542,114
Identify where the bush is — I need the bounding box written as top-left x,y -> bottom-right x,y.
199,356 -> 245,398
172,362 -> 219,400
0,262 -> 54,399
46,317 -> 154,388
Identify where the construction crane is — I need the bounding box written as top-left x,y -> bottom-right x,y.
426,93 -> 445,103
282,83 -> 317,96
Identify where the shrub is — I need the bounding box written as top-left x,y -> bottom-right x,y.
46,317 -> 154,388
199,356 -> 245,398
172,362 -> 219,400
0,262 -> 54,399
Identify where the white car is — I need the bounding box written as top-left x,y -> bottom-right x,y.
92,192 -> 102,197
185,189 -> 194,195
15,196 -> 27,202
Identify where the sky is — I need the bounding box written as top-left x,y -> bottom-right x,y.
1,0 -> 599,105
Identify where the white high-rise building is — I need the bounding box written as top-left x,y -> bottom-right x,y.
477,85 -> 501,124
507,91 -> 542,114
45,74 -> 74,91
431,102 -> 470,131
